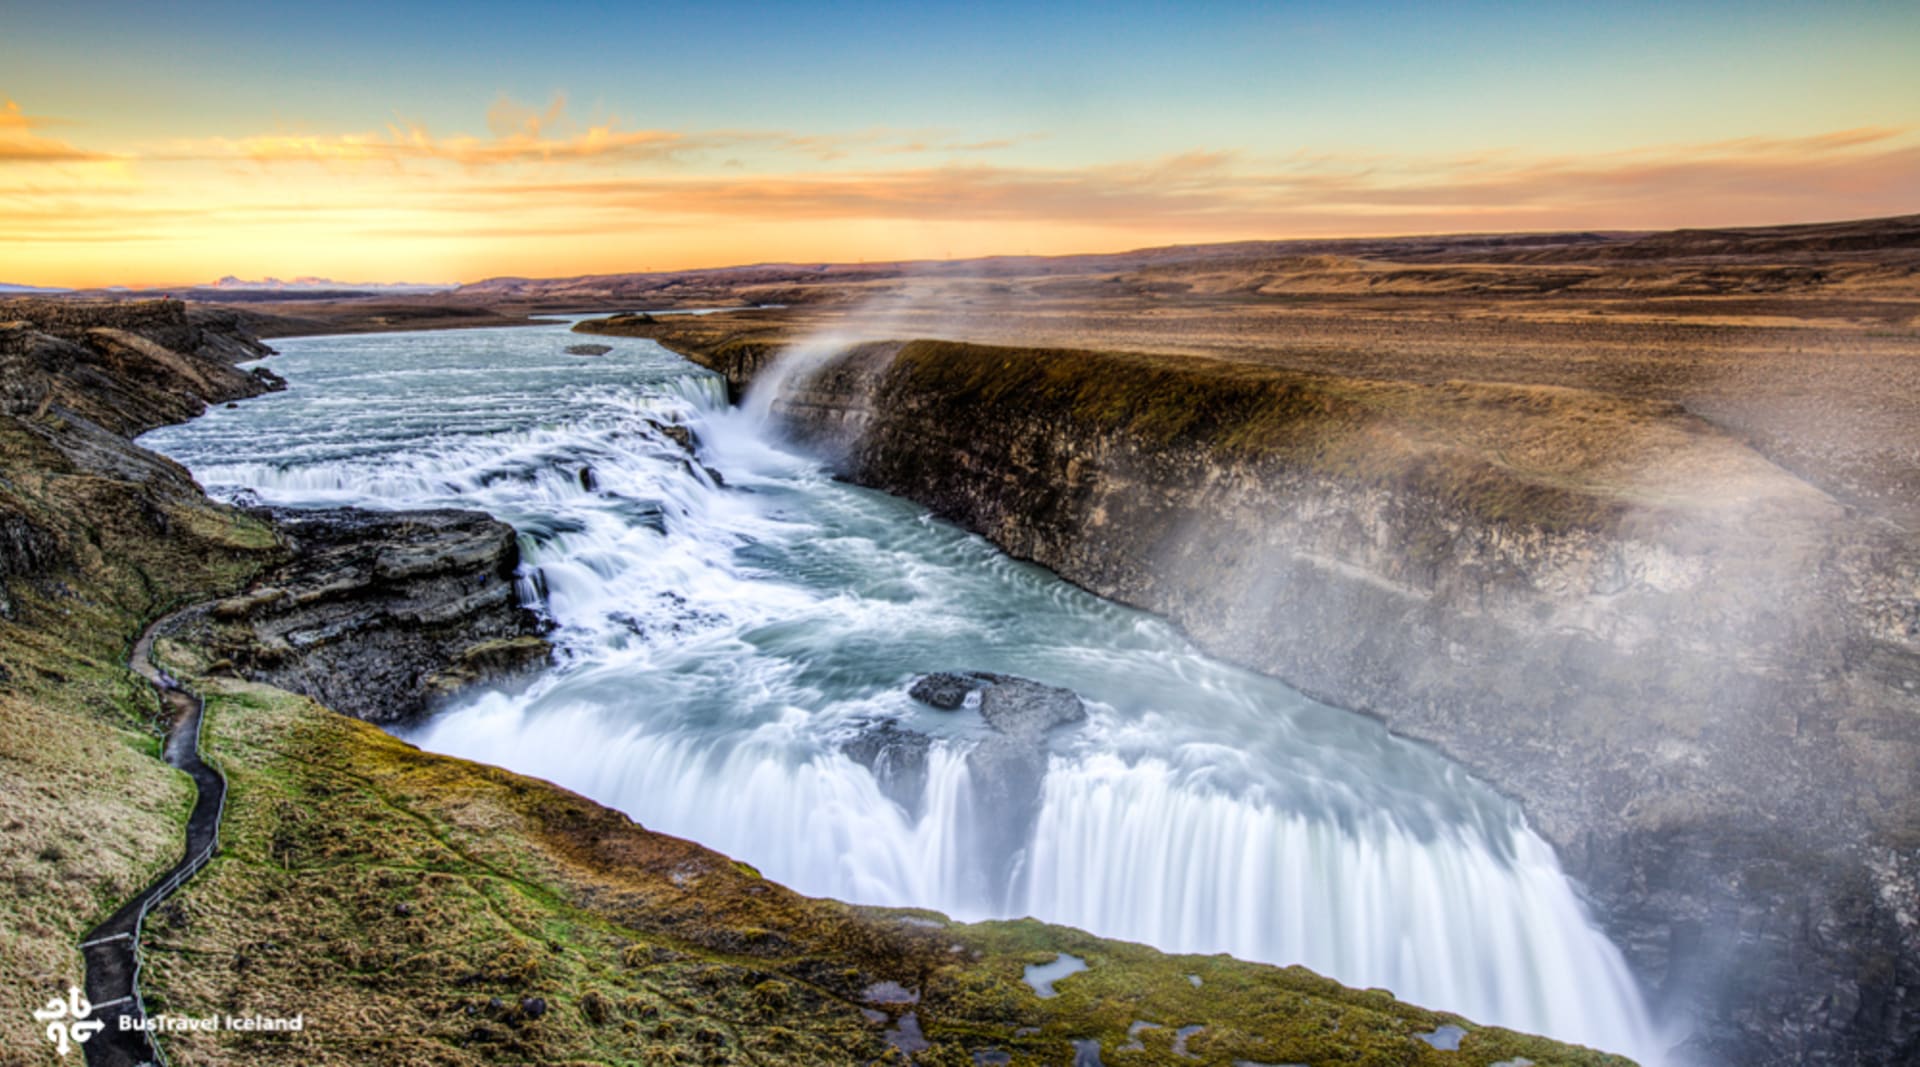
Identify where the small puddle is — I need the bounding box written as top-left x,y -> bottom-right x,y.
1173,1024 -> 1206,1058
1121,1020 -> 1163,1051
1187,973 -> 1203,988
1415,1024 -> 1468,1051
862,980 -> 920,1006
1071,1037 -> 1104,1066
972,1051 -> 1012,1066
885,1011 -> 930,1055
1022,952 -> 1089,998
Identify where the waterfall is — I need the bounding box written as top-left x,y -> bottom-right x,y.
140,323 -> 1671,1065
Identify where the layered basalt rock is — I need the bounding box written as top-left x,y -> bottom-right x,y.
0,297 -> 281,438
179,507 -> 550,724
656,326 -> 1920,1066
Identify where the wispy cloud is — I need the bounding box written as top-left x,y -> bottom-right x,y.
5,87 -> 1914,287
448,127 -> 1920,230
155,94 -> 1031,169
0,100 -> 116,164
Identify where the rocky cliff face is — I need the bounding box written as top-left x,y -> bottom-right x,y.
174,507 -> 550,723
0,297 -> 282,439
668,332 -> 1920,1066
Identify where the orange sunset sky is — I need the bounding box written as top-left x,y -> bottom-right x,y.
2,0 -> 1916,288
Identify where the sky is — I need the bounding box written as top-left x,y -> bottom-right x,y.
1,0 -> 1916,287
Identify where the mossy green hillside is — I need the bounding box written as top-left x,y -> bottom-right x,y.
0,414 -> 279,1065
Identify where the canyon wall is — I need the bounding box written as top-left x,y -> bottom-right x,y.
671,333 -> 1920,1066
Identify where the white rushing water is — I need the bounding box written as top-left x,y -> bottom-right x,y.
142,320 -> 1666,1062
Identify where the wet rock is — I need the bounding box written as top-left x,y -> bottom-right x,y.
187,507 -> 551,723
977,676 -> 1085,741
909,670 -> 994,710
908,671 -> 1085,739
861,980 -> 920,1006
565,343 -> 613,356
1414,1024 -> 1465,1051
578,466 -> 599,491
883,1011 -> 929,1055
647,420 -> 696,452
842,719 -> 932,817
520,996 -> 547,1020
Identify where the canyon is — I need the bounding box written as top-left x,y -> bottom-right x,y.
601,234 -> 1920,1065
0,299 -> 1624,1065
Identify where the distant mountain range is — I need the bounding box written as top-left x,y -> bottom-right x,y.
1,278 -> 454,297
208,276 -> 453,294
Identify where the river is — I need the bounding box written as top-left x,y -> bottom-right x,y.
140,318 -> 1664,1062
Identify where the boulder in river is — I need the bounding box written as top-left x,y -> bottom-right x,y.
842,719 -> 933,817
978,677 -> 1085,740
646,418 -> 696,453
565,343 -> 613,356
907,670 -> 996,710
908,671 -> 1086,739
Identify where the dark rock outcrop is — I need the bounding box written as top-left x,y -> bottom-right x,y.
842,719 -> 933,816
977,676 -> 1086,740
565,343 -> 613,356
908,670 -> 994,710
909,671 -> 1086,738
1,297 -> 282,438
679,333 -> 1920,1066
189,507 -> 550,723
647,418 -> 697,453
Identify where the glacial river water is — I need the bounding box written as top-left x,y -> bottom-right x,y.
142,319 -> 1665,1062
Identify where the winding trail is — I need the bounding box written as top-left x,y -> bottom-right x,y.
81,607 -> 227,1067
